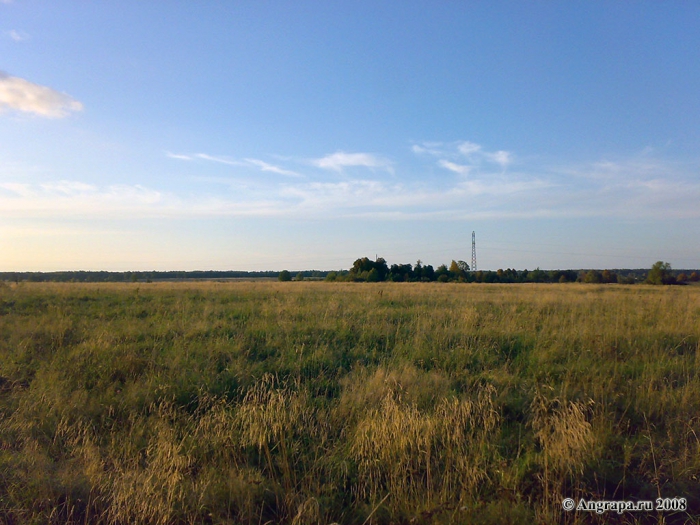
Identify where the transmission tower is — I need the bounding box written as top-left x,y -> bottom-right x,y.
471,231 -> 477,271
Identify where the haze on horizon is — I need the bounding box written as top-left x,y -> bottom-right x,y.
1,2 -> 699,272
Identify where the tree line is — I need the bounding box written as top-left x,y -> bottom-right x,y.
287,257 -> 698,285
2,261 -> 696,285
0,270 -> 293,283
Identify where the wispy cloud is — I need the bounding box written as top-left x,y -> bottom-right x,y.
3,148 -> 699,222
413,140 -> 513,173
166,152 -> 194,161
169,152 -> 301,177
243,158 -> 301,177
311,151 -> 393,173
484,150 -> 511,168
0,182 -> 33,198
411,142 -> 444,156
0,72 -> 83,118
457,141 -> 482,156
40,181 -> 97,195
7,30 -> 29,42
194,153 -> 242,166
0,181 -> 166,217
438,160 -> 472,175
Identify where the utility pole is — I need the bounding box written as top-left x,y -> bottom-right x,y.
471,231 -> 477,272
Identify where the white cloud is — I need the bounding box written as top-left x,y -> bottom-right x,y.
312,151 -> 393,172
3,150 -> 699,222
438,160 -> 472,175
485,150 -> 511,168
0,181 -> 167,217
8,30 -> 29,42
195,153 -> 242,166
0,72 -> 83,117
40,180 -> 97,195
412,142 -> 445,156
457,141 -> 482,156
170,152 -> 302,177
243,158 -> 302,178
416,140 -> 513,174
0,182 -> 33,198
166,152 -> 194,161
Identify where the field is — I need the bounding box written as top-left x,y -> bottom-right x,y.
1,281 -> 699,524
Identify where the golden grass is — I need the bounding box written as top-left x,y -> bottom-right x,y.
1,281 -> 700,523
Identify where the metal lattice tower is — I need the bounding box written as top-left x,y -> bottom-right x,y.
471,231 -> 477,271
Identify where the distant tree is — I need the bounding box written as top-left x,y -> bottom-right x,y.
482,271 -> 498,283
527,268 -> 547,283
551,270 -> 576,283
645,261 -> 674,285
350,257 -> 389,282
676,273 -> 688,283
325,271 -> 338,282
366,268 -> 380,282
295,272 -> 305,281
690,272 -> 700,282
457,260 -> 470,273
389,263 -> 413,282
375,258 -> 389,281
421,264 -> 435,282
584,270 -> 602,284
449,260 -> 467,280
617,274 -> 635,285
414,260 -> 423,281
278,270 -> 292,282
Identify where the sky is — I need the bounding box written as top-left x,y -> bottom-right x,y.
1,1 -> 699,272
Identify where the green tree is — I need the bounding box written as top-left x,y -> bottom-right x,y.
601,270 -> 617,284
278,270 -> 291,282
457,260 -> 470,273
645,261 -> 674,285
366,268 -> 380,282
584,270 -> 602,284
421,264 -> 435,282
295,272 -> 305,281
349,257 -> 389,282
449,260 -> 466,280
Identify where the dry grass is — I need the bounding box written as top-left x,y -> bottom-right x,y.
1,281 -> 700,523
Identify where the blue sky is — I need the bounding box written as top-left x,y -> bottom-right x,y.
1,1 -> 699,271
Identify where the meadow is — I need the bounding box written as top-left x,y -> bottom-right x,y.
1,281 -> 699,524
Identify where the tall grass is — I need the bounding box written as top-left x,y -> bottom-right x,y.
1,282 -> 699,523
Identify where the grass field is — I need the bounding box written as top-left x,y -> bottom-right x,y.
1,281 -> 699,524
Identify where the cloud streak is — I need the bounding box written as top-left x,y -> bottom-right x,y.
311,151 -> 393,173
8,30 -> 29,42
3,150 -> 698,222
414,140 -> 513,173
169,152 -> 302,177
4,144 -> 697,223
0,72 -> 83,117
438,160 -> 472,175
243,158 -> 302,177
